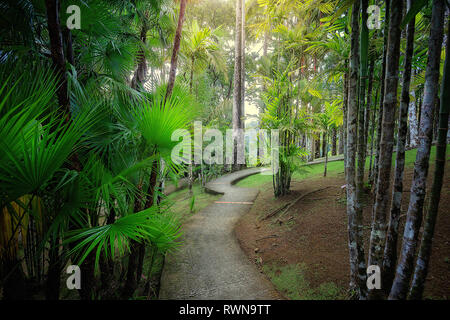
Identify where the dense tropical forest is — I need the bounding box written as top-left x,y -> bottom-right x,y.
0,0 -> 449,302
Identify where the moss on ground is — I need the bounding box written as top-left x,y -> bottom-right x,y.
262,263 -> 346,300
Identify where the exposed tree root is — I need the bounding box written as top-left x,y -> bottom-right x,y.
261,186 -> 332,221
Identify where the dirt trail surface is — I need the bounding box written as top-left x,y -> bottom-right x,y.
159,168 -> 280,300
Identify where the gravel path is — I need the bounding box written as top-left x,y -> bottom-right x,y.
159,168 -> 280,300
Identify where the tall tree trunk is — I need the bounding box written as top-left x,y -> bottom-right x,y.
372,1 -> 391,194
63,27 -> 74,66
189,56 -> 195,93
165,0 -> 187,101
432,95 -> 440,141
79,250 -> 96,300
389,0 -> 445,300
354,2 -> 369,296
338,126 -> 344,155
324,133 -> 328,177
45,236 -> 61,300
382,0 -> 415,293
44,0 -> 71,300
122,161 -> 159,299
363,58 -> 375,158
314,137 -> 320,158
356,0 -> 369,197
45,0 -> 70,117
332,127 -> 337,156
343,69 -> 349,167
122,185 -> 144,299
408,81 -> 419,148
369,85 -> 380,184
99,206 -> 116,299
368,0 -> 402,299
346,0 -> 366,299
409,16 -> 450,299
131,24 -> 148,89
417,88 -> 423,126
241,0 -> 245,131
232,0 -> 244,171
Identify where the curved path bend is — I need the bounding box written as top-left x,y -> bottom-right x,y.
159,168 -> 279,300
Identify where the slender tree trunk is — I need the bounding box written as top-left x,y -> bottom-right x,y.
322,132 -> 327,157
338,126 -> 344,155
332,127 -> 337,156
389,0 -> 445,299
409,17 -> 450,299
324,133 -> 328,177
241,0 -> 245,131
122,184 -> 144,299
165,0 -> 187,101
44,0 -> 71,300
131,24 -> 148,89
369,85 -> 380,184
79,249 -> 96,300
364,58 -> 375,158
382,0 -> 415,293
45,0 -> 70,117
432,95 -> 440,141
232,0 -> 244,171
314,138 -> 320,158
122,161 -> 157,300
343,69 -> 349,167
100,206 -> 116,299
45,236 -> 61,300
408,82 -> 419,148
354,3 -> 370,297
372,1 -> 391,195
356,0 -> 369,201
63,27 -> 74,66
346,1 -> 366,299
417,89 -> 423,126
189,56 -> 195,93
368,1 -> 402,289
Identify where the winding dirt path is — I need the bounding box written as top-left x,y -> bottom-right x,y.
159,168 -> 280,300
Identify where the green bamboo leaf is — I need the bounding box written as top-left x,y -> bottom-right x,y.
400,0 -> 428,29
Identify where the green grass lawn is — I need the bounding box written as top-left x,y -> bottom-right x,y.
237,145 -> 442,189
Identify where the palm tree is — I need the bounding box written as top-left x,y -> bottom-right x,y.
179,20 -> 225,195
382,0 -> 416,292
408,14 -> 450,299
315,100 -> 343,177
232,0 -> 245,171
127,0 -> 168,89
44,0 -> 70,117
372,1 -> 390,191
389,0 -> 446,300
356,0 -> 369,216
166,0 -> 187,101
368,1 -> 402,299
182,21 -> 226,92
345,0 -> 367,299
